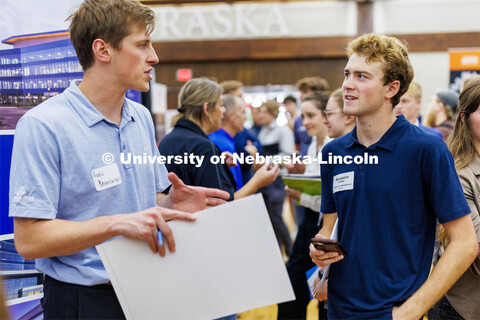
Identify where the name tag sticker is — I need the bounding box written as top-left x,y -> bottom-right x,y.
333,171 -> 354,194
92,163 -> 122,191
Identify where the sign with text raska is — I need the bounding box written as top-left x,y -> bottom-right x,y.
151,1 -> 356,42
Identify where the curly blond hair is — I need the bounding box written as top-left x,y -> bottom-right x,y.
347,33 -> 414,107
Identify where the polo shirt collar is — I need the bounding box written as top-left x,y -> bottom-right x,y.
64,80 -> 135,127
345,115 -> 410,152
176,119 -> 208,138
119,102 -> 135,129
217,128 -> 234,140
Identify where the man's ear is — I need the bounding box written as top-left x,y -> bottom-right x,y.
345,115 -> 356,126
92,39 -> 111,63
225,110 -> 234,122
385,80 -> 401,100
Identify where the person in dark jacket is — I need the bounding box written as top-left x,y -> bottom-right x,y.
159,78 -> 279,202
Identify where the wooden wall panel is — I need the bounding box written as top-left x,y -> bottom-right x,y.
154,36 -> 352,62
393,32 -> 480,53
154,32 -> 480,63
155,58 -> 347,109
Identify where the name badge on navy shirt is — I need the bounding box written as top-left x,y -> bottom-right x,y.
92,163 -> 122,191
333,171 -> 354,193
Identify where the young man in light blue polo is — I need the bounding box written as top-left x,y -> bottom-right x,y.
309,33 -> 478,319
8,0 -> 229,318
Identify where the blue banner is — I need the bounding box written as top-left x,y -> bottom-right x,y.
0,133 -> 14,235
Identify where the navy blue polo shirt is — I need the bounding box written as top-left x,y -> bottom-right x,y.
158,119 -> 236,201
320,115 -> 469,319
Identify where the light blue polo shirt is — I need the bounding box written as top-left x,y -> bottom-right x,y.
9,80 -> 170,286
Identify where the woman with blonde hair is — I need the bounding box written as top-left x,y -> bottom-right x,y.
430,77 -> 480,320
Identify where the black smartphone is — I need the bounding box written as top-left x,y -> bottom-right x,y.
311,238 -> 348,257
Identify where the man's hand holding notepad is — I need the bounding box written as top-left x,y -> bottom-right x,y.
281,174 -> 321,195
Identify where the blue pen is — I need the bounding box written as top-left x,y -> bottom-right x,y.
157,230 -> 163,246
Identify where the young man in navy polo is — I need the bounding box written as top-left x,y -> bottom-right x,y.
309,33 -> 478,319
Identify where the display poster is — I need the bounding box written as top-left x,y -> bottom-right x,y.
449,48 -> 480,92
97,194 -> 295,320
0,132 -> 14,235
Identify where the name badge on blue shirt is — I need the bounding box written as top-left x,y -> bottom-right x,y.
333,171 -> 354,194
92,163 -> 122,191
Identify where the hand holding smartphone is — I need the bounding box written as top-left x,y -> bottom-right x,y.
311,238 -> 348,257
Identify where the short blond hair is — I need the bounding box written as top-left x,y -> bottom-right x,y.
296,76 -> 330,92
260,100 -> 280,117
347,33 -> 414,107
172,78 -> 223,126
406,81 -> 422,100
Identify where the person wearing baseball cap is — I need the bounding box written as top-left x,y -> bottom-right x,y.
425,89 -> 459,141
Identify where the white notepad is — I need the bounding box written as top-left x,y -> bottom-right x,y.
97,194 -> 295,320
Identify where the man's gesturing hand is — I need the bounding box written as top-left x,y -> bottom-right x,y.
166,172 -> 230,212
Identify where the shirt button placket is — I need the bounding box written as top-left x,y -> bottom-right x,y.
120,130 -> 132,169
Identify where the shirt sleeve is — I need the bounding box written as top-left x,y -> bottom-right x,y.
423,147 -> 470,223
9,116 -> 60,219
320,147 -> 336,214
153,146 -> 171,193
142,106 -> 171,193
